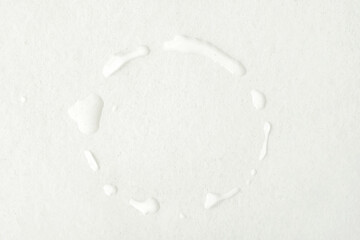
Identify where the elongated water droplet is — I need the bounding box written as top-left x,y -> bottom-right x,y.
129,197 -> 160,215
259,122 -> 271,160
83,150 -> 99,171
164,35 -> 245,76
204,187 -> 240,209
103,46 -> 150,78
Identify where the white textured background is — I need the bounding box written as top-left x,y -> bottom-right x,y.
0,0 -> 360,239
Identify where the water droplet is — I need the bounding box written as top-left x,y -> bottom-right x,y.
103,184 -> 117,196
83,150 -> 99,171
112,105 -> 118,112
259,122 -> 271,161
164,35 -> 245,76
68,94 -> 104,134
251,89 -> 266,110
129,197 -> 160,215
20,96 -> 27,103
103,46 -> 150,78
204,187 -> 240,209
250,169 -> 257,176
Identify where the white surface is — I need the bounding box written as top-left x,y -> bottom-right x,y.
0,0 -> 360,239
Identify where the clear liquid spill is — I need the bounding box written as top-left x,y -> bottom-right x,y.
204,187 -> 241,209
251,89 -> 266,110
68,93 -> 104,134
259,122 -> 271,160
103,46 -> 150,78
103,184 -> 117,196
250,169 -> 257,176
163,35 -> 246,76
83,150 -> 99,171
129,197 -> 160,215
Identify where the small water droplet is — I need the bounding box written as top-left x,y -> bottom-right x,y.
129,197 -> 160,215
68,94 -> 104,134
103,184 -> 117,196
112,105 -> 118,112
83,150 -> 99,171
20,96 -> 27,103
103,46 -> 150,78
251,89 -> 266,110
204,187 -> 240,209
164,35 -> 245,76
259,122 -> 271,160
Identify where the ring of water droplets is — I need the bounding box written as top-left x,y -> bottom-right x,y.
69,35 -> 271,214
